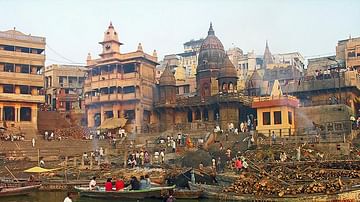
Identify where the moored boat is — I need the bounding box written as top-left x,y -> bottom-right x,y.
188,182 -> 360,201
0,184 -> 41,197
74,185 -> 175,199
174,188 -> 202,199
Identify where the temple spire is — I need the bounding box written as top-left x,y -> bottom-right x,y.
208,22 -> 215,35
262,40 -> 274,69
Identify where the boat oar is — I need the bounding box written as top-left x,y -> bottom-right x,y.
5,166 -> 19,182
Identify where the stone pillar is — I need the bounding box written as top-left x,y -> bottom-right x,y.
0,84 -> 3,93
100,106 -> 105,125
135,103 -> 143,133
15,86 -> 20,94
0,107 -> 2,121
32,106 -> 37,129
15,107 -> 19,122
73,157 -> 77,167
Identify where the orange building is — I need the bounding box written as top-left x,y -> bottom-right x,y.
252,80 -> 299,136
84,23 -> 158,133
0,28 -> 45,130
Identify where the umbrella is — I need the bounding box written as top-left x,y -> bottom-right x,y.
24,166 -> 60,173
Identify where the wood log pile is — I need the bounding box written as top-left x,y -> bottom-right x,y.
223,162 -> 360,197
54,127 -> 90,139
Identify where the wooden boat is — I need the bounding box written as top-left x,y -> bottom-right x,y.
189,182 -> 360,201
173,188 -> 202,199
74,185 -> 175,199
0,184 -> 41,197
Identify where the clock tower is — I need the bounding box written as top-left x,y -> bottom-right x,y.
99,22 -> 123,58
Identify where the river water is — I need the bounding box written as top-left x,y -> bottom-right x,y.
2,192 -> 220,202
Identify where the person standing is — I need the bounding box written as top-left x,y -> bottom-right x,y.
160,150 -> 165,164
235,158 -> 243,174
32,138 -> 35,148
217,157 -> 222,173
154,151 -> 159,164
171,139 -> 176,153
226,148 -> 231,165
212,157 -> 216,171
271,131 -> 276,145
177,133 -> 182,145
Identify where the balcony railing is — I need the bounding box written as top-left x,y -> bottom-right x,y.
0,93 -> 44,103
0,71 -> 43,86
84,93 -> 138,105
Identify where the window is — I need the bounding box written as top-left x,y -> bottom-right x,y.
184,85 -> 190,94
3,84 -> 14,93
4,63 -> 14,72
123,63 -> 135,73
288,111 -> 293,124
348,51 -> 356,58
19,85 -> 30,94
123,86 -> 135,94
20,65 -> 30,73
263,112 -> 271,125
20,107 -> 31,121
274,111 -> 282,124
4,106 -> 15,121
176,87 -> 179,95
105,111 -> 114,119
125,110 -> 135,121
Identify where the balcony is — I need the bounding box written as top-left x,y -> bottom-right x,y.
123,93 -> 136,100
0,93 -> 44,103
84,93 -> 138,105
0,50 -> 45,65
0,71 -> 43,86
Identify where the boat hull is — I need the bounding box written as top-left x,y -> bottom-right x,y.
75,185 -> 175,199
189,182 -> 360,201
174,189 -> 202,199
0,184 -> 41,197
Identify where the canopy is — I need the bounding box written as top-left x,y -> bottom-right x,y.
24,166 -> 61,173
97,117 -> 127,129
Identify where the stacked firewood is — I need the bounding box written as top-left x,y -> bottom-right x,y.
223,172 -> 346,197
54,126 -> 90,139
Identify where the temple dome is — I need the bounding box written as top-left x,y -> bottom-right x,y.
219,56 -> 237,78
159,65 -> 176,86
197,23 -> 226,72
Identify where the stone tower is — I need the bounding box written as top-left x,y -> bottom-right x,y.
196,23 -> 226,98
99,22 -> 123,58
218,56 -> 238,93
158,64 -> 176,131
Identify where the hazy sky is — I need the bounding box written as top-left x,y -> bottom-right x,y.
1,0 -> 359,66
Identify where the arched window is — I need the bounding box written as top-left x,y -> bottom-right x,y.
222,82 -> 227,92
229,82 -> 234,92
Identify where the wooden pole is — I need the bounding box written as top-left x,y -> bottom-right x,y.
5,166 -> 19,182
37,149 -> 40,166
